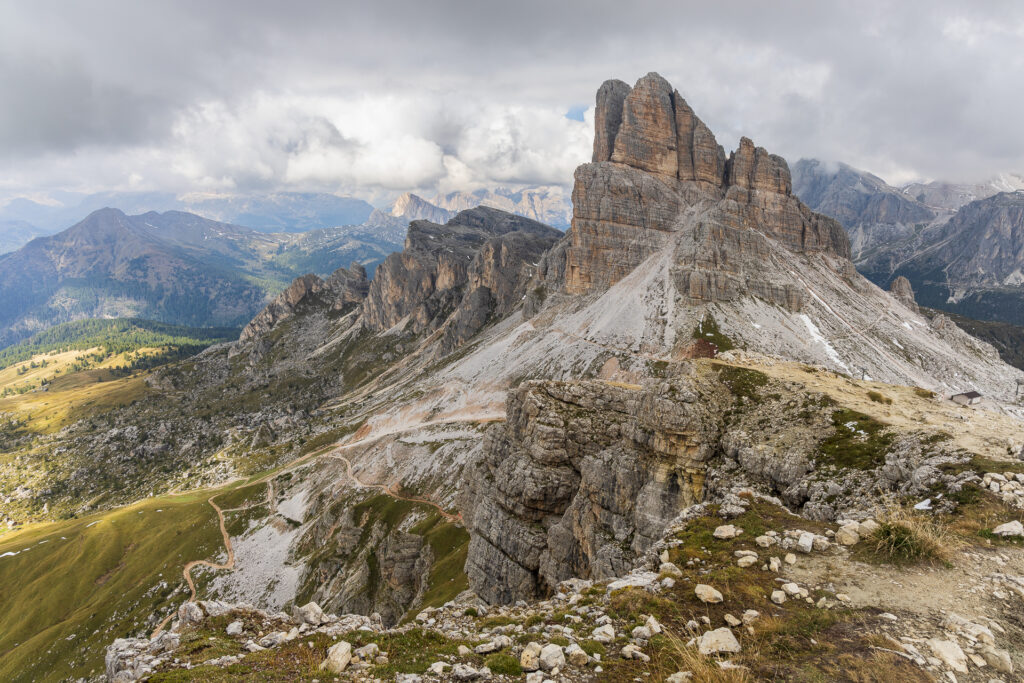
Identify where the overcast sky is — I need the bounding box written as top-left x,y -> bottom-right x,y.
1,0 -> 1022,205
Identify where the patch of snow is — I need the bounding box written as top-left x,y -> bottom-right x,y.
0,551 -> 19,558
797,314 -> 850,372
913,499 -> 933,511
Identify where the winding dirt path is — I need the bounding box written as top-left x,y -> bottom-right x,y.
147,414 -> 495,639
151,495 -> 234,638
324,453 -> 463,523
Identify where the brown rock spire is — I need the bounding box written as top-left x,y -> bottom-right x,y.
889,276 -> 919,313
610,73 -> 678,177
592,79 -> 631,162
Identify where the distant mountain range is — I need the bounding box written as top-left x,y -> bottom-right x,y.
793,158 -> 1024,326
0,191 -> 375,239
0,208 -> 405,348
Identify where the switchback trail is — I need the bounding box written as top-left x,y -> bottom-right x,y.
148,414 -> 496,638
151,494 -> 234,638
324,452 -> 463,523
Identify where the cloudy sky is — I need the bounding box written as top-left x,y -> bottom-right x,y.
1,0 -> 1022,204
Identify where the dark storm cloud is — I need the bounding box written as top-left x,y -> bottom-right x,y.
1,0 -> 1022,197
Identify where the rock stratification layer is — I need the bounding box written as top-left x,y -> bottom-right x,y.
464,378 -> 718,603
361,207 -> 562,352
538,72 -> 850,299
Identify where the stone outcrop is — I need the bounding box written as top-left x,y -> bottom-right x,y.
464,377 -> 720,603
791,159 -> 935,259
238,273 -> 327,345
361,207 -> 561,351
534,72 -> 850,299
236,263 -> 369,346
464,363 -> 977,603
889,276 -> 919,313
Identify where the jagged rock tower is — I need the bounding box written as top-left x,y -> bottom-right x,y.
533,72 -> 849,311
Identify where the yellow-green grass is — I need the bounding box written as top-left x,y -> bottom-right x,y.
0,346 -> 164,393
0,492 -> 225,682
0,369 -> 149,433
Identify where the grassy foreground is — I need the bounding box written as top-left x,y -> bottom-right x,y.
0,491 -> 225,682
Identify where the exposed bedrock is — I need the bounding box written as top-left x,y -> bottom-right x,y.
463,378 -> 719,604
538,71 -> 850,299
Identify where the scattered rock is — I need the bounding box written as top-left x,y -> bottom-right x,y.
713,524 -> 742,539
696,628 -> 742,655
539,643 -> 566,671
225,621 -> 243,636
520,642 -> 542,671
320,641 -> 352,674
695,584 -> 724,603
927,639 -> 968,673
993,520 -> 1024,537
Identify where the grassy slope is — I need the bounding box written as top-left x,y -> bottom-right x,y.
0,491 -> 224,682
0,367 -> 149,433
0,473 -> 470,682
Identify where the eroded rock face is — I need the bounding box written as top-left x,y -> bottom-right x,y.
236,263 -> 369,348
537,72 -> 850,299
361,207 -> 561,351
463,377 -> 720,603
238,273 -> 327,345
889,276 -> 919,313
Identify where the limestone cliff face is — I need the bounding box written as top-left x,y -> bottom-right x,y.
361,207 -> 561,350
539,72 -> 850,301
463,378 -> 720,603
236,264 -> 369,346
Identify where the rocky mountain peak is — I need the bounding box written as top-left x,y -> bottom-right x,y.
538,72 -> 850,298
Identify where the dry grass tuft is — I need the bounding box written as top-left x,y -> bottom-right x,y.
662,630 -> 753,682
868,505 -> 956,565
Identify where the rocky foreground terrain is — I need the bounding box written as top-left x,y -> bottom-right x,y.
3,72 -> 1024,682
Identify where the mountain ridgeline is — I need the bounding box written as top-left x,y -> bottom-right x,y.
0,208 -> 405,348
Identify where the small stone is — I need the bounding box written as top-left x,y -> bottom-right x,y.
927,639 -> 968,673
521,642 -> 543,671
621,643 -> 650,662
768,557 -> 782,572
631,625 -> 652,640
784,553 -> 796,565
741,610 -> 760,624
525,672 -> 544,683
992,520 -> 1024,537
645,614 -> 662,634
858,519 -> 880,536
457,645 -> 472,657
737,555 -> 757,568
592,624 -> 615,643
566,642 -> 589,667
771,590 -> 787,605
713,524 -> 742,539
225,621 -> 243,636
781,582 -> 801,596
539,643 -> 565,671
796,532 -> 815,553
724,614 -> 741,627
754,535 -> 776,548
666,673 -> 693,683
320,641 -> 352,673
695,584 -> 724,603
660,562 -> 683,577
835,526 -> 860,546
696,628 -> 741,655
429,662 -> 450,674
836,594 -> 851,603
295,602 -> 325,626
452,663 -> 485,681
